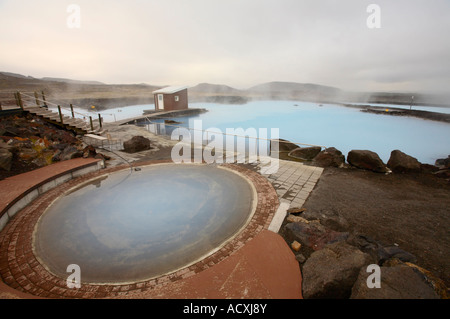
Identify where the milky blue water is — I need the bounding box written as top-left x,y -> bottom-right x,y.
167,101 -> 450,165
34,164 -> 254,283
52,100 -> 450,164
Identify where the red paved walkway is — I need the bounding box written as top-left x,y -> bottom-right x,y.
119,230 -> 302,299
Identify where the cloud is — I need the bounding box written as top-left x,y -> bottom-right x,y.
0,0 -> 449,93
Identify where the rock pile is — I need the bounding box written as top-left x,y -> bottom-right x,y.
282,208 -> 447,299
0,113 -> 108,178
280,138 -> 449,180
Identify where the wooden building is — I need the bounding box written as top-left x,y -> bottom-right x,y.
153,86 -> 188,111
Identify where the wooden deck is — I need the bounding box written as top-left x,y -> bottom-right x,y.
116,108 -> 207,125
22,106 -> 105,135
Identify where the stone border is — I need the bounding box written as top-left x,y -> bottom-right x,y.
0,160 -> 279,298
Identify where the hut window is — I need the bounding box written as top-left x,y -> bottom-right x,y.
175,96 -> 179,102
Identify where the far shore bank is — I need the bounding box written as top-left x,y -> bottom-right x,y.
338,103 -> 450,123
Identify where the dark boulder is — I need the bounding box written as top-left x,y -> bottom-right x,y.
420,163 -> 439,174
59,145 -> 82,161
284,221 -> 349,252
346,234 -> 416,264
302,209 -> 350,232
312,147 -> 345,168
387,150 -> 421,173
351,264 -> 439,299
17,148 -> 39,162
434,169 -> 450,179
0,148 -> 13,171
270,139 -> 299,152
82,145 -> 97,158
435,155 -> 450,169
347,150 -> 388,173
288,146 -> 322,161
302,241 -> 371,299
123,136 -> 152,153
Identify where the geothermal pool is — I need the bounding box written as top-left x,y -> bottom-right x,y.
53,100 -> 450,164
34,164 -> 255,283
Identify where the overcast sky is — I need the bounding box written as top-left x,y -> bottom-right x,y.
1,0 -> 449,93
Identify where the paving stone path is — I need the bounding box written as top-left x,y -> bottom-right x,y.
256,159 -> 324,208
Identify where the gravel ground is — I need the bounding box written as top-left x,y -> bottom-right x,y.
301,166 -> 450,287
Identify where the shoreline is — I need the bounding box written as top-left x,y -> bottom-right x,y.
339,103 -> 450,123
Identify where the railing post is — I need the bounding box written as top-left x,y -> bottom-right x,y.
57,105 -> 64,124
14,92 -> 19,107
34,92 -> 40,106
16,92 -> 24,110
98,113 -> 103,128
89,116 -> 94,131
41,91 -> 47,107
70,104 -> 75,118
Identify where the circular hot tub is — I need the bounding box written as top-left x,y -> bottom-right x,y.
33,164 -> 255,284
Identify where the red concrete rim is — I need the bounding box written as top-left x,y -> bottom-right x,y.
0,158 -> 102,218
0,160 -> 279,299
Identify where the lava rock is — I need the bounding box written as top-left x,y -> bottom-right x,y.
284,221 -> 349,252
434,169 -> 450,179
351,264 -> 439,299
270,139 -> 299,152
123,136 -> 152,153
295,253 -> 306,263
387,150 -> 421,173
379,246 -> 417,264
420,163 -> 439,174
17,148 -> 39,162
302,241 -> 371,299
287,207 -> 307,215
346,234 -> 416,264
59,146 -> 82,161
82,145 -> 97,158
312,147 -> 345,168
302,209 -> 350,232
288,146 -> 322,161
347,150 -> 388,173
435,155 -> 450,168
0,148 -> 13,171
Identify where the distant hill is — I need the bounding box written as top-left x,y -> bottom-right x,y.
189,83 -> 248,104
190,81 -> 344,102
0,72 -> 36,80
248,81 -> 341,93
0,71 -> 161,110
1,72 -> 449,108
41,77 -> 105,85
190,83 -> 243,95
247,81 -> 342,101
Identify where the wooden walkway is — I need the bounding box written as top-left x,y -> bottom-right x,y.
116,108 -> 207,125
23,106 -> 105,135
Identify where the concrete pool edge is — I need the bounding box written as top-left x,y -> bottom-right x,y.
0,160 -> 286,299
